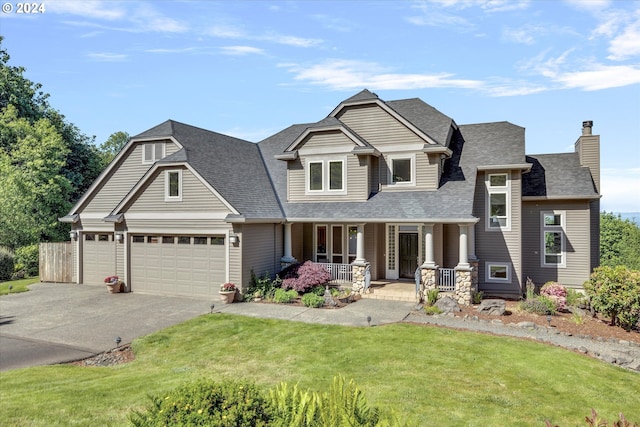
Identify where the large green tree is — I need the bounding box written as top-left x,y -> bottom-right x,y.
0,37 -> 104,247
99,131 -> 129,166
0,105 -> 72,248
600,212 -> 640,270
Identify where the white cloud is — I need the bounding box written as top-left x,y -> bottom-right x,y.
416,0 -> 530,13
206,26 -> 322,48
48,0 -> 125,20
219,46 -> 266,56
206,25 -> 247,39
552,64 -> 640,91
607,13 -> 640,60
601,168 -> 640,212
283,59 -> 483,91
87,52 -> 127,62
263,34 -> 322,48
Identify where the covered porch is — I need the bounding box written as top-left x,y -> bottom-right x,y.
281,220 -> 480,305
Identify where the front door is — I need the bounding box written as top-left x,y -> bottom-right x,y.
399,233 -> 418,279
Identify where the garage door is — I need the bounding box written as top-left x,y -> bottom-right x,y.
83,233 -> 116,285
130,235 -> 226,297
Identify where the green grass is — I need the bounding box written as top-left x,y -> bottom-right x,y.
1,314 -> 639,426
0,276 -> 39,295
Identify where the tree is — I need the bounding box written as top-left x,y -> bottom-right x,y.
0,105 -> 72,248
99,131 -> 129,166
600,212 -> 640,270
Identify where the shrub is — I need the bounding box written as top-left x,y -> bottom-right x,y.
0,247 -> 15,281
472,290 -> 484,304
301,292 -> 325,308
273,288 -> 298,304
425,289 -> 439,306
128,379 -> 273,427
311,285 -> 326,296
566,288 -> 587,308
584,266 -> 640,331
247,270 -> 281,301
281,261 -> 331,293
519,296 -> 556,316
15,244 -> 39,277
540,281 -> 567,311
424,306 -> 442,315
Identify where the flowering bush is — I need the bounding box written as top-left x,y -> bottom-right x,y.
540,282 -> 567,311
584,266 -> 640,331
220,282 -> 237,292
104,275 -> 118,284
281,261 -> 331,293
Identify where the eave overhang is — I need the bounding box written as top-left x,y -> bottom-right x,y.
477,163 -> 532,172
224,214 -> 284,224
103,213 -> 124,223
58,214 -> 79,223
522,195 -> 601,201
275,151 -> 298,161
283,217 -> 480,224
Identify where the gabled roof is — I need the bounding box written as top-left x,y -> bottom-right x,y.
458,122 -> 527,168
523,153 -> 599,198
282,116 -> 377,155
386,98 -> 455,147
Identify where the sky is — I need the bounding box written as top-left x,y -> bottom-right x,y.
1,0 -> 639,212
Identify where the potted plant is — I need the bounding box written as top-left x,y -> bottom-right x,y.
219,282 -> 237,303
104,275 -> 122,293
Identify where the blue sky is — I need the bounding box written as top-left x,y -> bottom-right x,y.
2,0 -> 639,212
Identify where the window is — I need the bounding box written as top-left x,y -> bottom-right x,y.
486,262 -> 511,283
542,211 -> 565,267
211,236 -> 225,245
486,173 -> 510,230
178,236 -> 191,244
316,225 -> 327,262
306,159 -> 345,194
147,236 -> 159,244
194,237 -> 207,245
98,234 -> 110,242
162,236 -> 175,244
85,234 -> 95,241
143,142 -> 164,164
348,226 -> 357,264
165,170 -> 182,201
132,235 -> 145,243
332,225 -> 343,263
392,158 -> 411,183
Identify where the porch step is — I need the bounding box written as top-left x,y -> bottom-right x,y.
361,282 -> 418,302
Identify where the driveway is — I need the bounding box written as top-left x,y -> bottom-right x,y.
0,282 -> 213,371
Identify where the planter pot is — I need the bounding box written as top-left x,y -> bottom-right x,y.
219,290 -> 236,304
106,281 -> 122,293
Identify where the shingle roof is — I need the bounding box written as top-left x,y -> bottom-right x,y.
386,98 -> 453,146
523,153 -> 598,197
458,122 -> 526,166
147,120 -> 283,219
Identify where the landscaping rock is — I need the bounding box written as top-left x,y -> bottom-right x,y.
435,296 -> 461,313
476,299 -> 506,316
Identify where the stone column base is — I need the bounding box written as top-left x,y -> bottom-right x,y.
352,262 -> 370,294
420,266 -> 438,301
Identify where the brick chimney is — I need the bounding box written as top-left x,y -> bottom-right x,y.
575,120 -> 600,194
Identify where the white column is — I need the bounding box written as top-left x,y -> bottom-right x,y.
468,223 -> 477,261
422,223 -> 436,267
355,223 -> 366,264
457,224 -> 470,268
282,223 -> 296,263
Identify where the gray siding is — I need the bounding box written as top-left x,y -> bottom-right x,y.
124,218 -> 230,233
82,141 -> 178,213
522,200 -> 592,288
442,224 -> 459,268
242,224 -> 281,289
590,200 -> 600,272
473,170 -> 522,296
126,167 -> 231,213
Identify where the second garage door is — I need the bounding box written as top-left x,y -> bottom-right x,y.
130,235 -> 226,297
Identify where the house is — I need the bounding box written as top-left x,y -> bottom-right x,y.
60,90 -> 600,304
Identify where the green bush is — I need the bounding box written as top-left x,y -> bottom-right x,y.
301,293 -> 325,308
519,296 -> 556,316
247,270 -> 281,301
425,289 -> 439,306
15,244 -> 39,277
424,306 -> 442,315
565,288 -> 587,308
0,247 -> 15,281
273,288 -> 298,304
584,266 -> 640,331
311,285 -> 326,296
128,380 -> 273,427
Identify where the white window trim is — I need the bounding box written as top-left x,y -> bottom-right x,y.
314,224 -> 328,263
541,210 -> 566,268
331,225 -> 344,264
387,153 -> 416,186
164,169 -> 183,202
305,158 -> 347,195
485,262 -> 511,283
485,172 -> 511,231
142,142 -> 165,164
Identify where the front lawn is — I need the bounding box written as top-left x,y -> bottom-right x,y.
0,276 -> 39,295
0,314 -> 638,426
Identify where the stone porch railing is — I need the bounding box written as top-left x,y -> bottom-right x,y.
420,261 -> 478,306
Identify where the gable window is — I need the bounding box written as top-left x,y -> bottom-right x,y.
542,211 -> 566,267
165,170 -> 182,202
306,159 -> 346,194
486,173 -> 510,230
143,142 -> 164,164
387,154 -> 415,186
486,262 -> 511,283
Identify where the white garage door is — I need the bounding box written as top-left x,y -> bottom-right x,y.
130,235 -> 226,297
83,233 -> 116,285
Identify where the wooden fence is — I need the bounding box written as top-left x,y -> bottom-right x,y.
39,242 -> 72,283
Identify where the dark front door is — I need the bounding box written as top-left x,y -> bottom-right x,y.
399,233 -> 418,279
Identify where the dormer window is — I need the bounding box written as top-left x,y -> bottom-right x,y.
388,154 -> 415,186
486,173 -> 510,230
306,158 -> 345,194
143,142 -> 164,164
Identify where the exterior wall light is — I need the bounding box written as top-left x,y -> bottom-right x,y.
115,233 -> 123,242
229,233 -> 238,244
69,231 -> 78,240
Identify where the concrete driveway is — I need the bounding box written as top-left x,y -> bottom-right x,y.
0,282 -> 213,371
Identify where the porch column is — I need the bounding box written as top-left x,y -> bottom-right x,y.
421,223 -> 436,268
355,223 -> 365,264
468,223 -> 477,261
457,224 -> 470,268
281,223 -> 296,266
